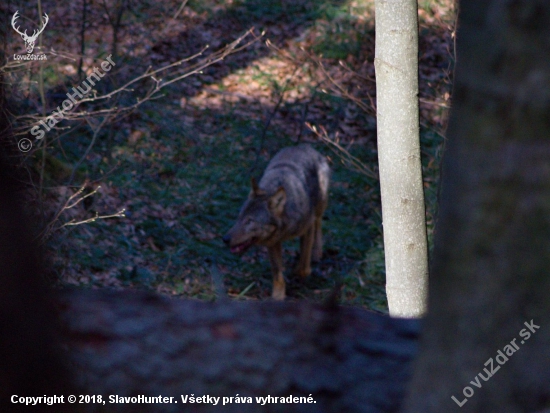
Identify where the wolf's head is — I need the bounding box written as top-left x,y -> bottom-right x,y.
222,178 -> 286,254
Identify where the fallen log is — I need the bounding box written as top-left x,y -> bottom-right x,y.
58,289 -> 419,413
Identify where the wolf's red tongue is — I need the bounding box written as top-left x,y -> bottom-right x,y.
230,239 -> 253,254
230,245 -> 244,254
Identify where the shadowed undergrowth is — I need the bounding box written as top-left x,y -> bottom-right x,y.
5,0 -> 454,312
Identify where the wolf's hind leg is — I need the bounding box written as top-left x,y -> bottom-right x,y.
268,242 -> 286,300
295,225 -> 314,278
312,216 -> 323,263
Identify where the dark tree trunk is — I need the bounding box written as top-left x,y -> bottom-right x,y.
402,1 -> 550,412
0,80 -> 75,413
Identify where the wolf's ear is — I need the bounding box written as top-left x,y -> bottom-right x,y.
268,186 -> 286,217
250,177 -> 266,198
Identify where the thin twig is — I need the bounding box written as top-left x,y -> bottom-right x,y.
37,181 -> 125,240
307,123 -> 377,180
251,63 -> 299,174
77,0 -> 88,80
61,209 -> 126,228
68,114 -> 111,185
37,0 -> 47,222
37,181 -> 89,240
173,0 -> 189,19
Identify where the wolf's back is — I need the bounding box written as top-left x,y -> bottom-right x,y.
259,144 -> 329,233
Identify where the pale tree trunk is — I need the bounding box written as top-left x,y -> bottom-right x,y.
402,1 -> 550,412
374,0 -> 428,317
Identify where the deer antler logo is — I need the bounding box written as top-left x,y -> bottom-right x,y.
11,11 -> 49,54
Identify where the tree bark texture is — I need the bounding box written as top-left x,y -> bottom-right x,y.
58,290 -> 419,413
374,0 -> 428,317
402,1 -> 550,412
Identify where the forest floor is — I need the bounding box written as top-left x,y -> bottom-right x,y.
5,0 -> 454,312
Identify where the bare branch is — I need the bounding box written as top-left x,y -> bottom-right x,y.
61,208 -> 126,228
13,28 -> 262,139
173,0 -> 189,19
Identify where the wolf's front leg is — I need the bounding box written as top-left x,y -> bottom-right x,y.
268,242 -> 285,300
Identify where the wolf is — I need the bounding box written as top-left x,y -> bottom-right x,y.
222,144 -> 330,300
